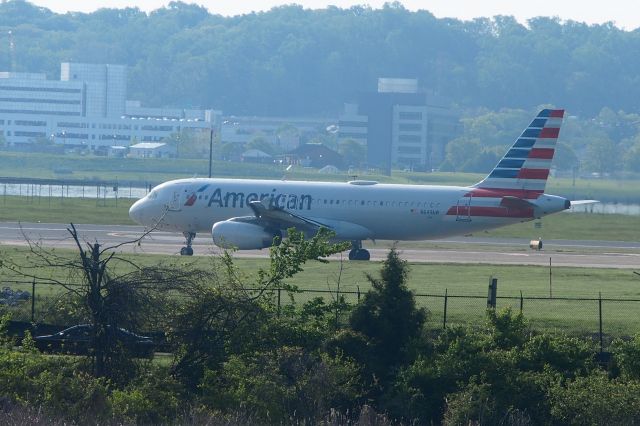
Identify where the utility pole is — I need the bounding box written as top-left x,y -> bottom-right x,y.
8,30 -> 16,73
208,128 -> 214,178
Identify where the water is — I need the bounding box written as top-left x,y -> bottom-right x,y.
568,202 -> 640,216
0,183 -> 148,200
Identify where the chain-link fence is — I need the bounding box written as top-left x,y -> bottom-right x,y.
3,280 -> 640,345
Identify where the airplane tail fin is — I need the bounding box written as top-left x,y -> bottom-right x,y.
473,109 -> 564,199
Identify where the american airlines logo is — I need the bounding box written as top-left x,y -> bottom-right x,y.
183,184 -> 210,207
184,186 -> 313,211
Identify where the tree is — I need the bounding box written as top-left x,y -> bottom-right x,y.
585,136 -> 619,176
246,134 -> 277,156
348,248 -> 427,382
338,138 -> 366,167
4,223 -> 200,382
168,228 -> 349,389
445,137 -> 481,171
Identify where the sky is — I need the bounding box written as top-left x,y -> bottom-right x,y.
28,0 -> 640,30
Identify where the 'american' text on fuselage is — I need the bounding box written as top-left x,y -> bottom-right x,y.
206,187 -> 313,210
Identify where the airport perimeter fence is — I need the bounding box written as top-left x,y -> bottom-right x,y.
0,177 -> 152,203
2,280 -> 640,349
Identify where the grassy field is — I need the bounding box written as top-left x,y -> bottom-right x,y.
0,196 -> 136,224
3,246 -> 639,336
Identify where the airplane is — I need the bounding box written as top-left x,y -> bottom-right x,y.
129,108 -> 577,260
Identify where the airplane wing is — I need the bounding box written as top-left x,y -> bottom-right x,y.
248,199 -> 327,233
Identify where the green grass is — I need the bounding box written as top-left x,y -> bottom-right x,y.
3,247 -> 639,336
0,196 -> 136,225
483,212 -> 640,242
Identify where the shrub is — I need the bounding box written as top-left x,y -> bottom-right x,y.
0,348 -> 111,422
110,366 -> 183,424
200,347 -> 362,422
611,334 -> 640,380
549,372 -> 640,425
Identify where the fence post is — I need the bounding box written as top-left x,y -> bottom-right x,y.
520,290 -> 523,313
31,278 -> 36,323
487,277 -> 497,309
599,292 -> 603,354
443,289 -> 448,329
357,286 -> 361,303
277,288 -> 281,317
549,257 -> 553,298
335,287 -> 340,328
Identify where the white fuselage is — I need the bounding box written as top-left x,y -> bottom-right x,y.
129,178 -> 565,242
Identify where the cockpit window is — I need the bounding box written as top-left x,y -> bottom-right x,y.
148,191 -> 158,200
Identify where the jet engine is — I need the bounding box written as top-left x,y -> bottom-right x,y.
211,220 -> 281,250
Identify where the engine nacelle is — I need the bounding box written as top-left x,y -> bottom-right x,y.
211,220 -> 280,250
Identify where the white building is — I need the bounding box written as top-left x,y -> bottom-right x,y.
0,63 -> 221,150
129,142 -> 176,158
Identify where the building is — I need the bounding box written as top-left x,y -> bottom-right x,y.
288,143 -> 345,169
220,116 -> 334,151
338,78 -> 460,174
0,63 -> 221,150
128,142 -> 175,158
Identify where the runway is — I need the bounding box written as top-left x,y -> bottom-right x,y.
0,222 -> 639,269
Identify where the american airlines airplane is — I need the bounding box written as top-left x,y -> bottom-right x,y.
129,109 -> 576,260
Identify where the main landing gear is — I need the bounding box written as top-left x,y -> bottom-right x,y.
180,231 -> 195,256
348,240 -> 370,261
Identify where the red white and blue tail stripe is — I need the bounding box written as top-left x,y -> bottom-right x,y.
472,109 -> 564,199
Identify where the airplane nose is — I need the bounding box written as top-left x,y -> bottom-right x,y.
129,199 -> 145,224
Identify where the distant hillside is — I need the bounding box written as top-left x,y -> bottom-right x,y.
0,0 -> 638,117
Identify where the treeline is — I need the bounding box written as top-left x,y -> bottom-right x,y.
1,0 -> 640,118
3,231 -> 640,424
445,107 -> 640,175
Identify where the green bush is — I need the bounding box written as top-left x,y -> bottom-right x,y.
110,366 -> 183,424
200,347 -> 363,423
0,348 -> 110,422
518,333 -> 596,377
611,334 -> 640,380
549,372 -> 640,425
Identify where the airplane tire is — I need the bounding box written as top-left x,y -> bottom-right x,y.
348,249 -> 370,261
180,247 -> 194,256
358,249 -> 371,261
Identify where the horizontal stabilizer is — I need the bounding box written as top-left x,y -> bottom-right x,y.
500,196 -> 535,210
569,199 -> 600,206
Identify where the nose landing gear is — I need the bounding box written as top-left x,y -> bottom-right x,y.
180,232 -> 196,256
348,240 -> 370,261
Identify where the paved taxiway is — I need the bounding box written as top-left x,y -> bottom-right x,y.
0,222 -> 639,269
